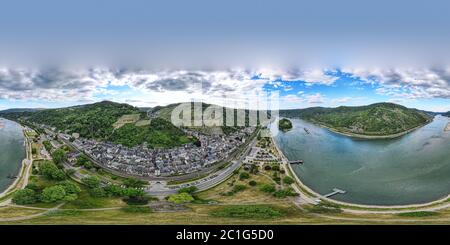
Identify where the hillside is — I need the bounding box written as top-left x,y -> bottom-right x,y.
151,102 -> 267,135
443,111 -> 450,117
280,103 -> 432,137
0,101 -> 193,148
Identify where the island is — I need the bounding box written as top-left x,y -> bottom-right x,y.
278,118 -> 293,132
280,102 -> 433,139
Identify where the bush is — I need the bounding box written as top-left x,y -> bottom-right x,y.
12,189 -> 38,205
248,180 -> 257,186
271,165 -> 280,171
307,203 -> 342,214
239,172 -> 250,180
168,193 -> 195,204
210,205 -> 284,219
264,165 -> 272,171
259,184 -> 276,193
232,184 -> 247,193
178,186 -> 198,194
283,176 -> 295,185
273,188 -> 298,198
89,187 -> 107,198
59,181 -> 81,195
40,161 -> 66,180
40,185 -> 67,203
123,177 -> 147,188
81,176 -> 101,189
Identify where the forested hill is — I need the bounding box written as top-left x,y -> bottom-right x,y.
443,111 -> 450,117
280,103 -> 432,136
0,101 -> 193,148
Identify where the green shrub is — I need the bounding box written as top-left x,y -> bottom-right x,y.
40,185 -> 67,203
232,184 -> 247,193
12,189 -> 38,205
283,176 -> 295,185
81,176 -> 101,189
273,188 -> 298,198
239,172 -> 250,180
178,186 -> 198,194
168,193 -> 195,204
259,184 -> 276,193
248,180 -> 257,186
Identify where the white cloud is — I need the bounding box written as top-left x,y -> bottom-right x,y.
255,68 -> 339,86
342,67 -> 450,99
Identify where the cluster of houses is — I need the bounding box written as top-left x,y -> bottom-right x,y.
69,127 -> 255,177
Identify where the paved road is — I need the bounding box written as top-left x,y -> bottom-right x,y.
146,136 -> 258,196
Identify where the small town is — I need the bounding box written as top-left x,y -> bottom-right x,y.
64,127 -> 255,177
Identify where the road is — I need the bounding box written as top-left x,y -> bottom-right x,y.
146,135 -> 258,196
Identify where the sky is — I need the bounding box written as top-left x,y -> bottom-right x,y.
0,0 -> 450,112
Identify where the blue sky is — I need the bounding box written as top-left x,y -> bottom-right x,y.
0,1 -> 449,112
0,68 -> 449,112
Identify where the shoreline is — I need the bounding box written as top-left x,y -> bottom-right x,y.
311,118 -> 433,140
0,124 -> 30,198
270,132 -> 450,212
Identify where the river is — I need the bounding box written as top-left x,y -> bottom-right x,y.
0,118 -> 26,193
272,115 -> 450,205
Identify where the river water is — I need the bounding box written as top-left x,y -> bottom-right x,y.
272,115 -> 450,205
0,118 -> 26,193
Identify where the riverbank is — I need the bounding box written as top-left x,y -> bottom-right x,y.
312,118 -> 433,140
270,132 -> 450,213
0,126 -> 31,199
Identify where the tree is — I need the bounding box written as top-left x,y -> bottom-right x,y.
12,189 -> 38,205
41,185 -> 66,203
66,169 -> 76,176
51,149 -> 67,166
239,172 -> 250,180
259,184 -> 276,193
76,154 -> 94,169
283,176 -> 295,185
59,181 -> 81,195
178,186 -> 198,194
81,176 -> 101,189
248,180 -> 257,186
89,187 -> 107,198
40,161 -> 66,180
123,177 -> 147,188
168,193 -> 194,204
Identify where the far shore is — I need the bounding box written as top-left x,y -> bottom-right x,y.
311,118 -> 433,140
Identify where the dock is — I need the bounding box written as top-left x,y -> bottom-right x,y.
315,188 -> 346,202
289,160 -> 303,165
304,128 -> 310,134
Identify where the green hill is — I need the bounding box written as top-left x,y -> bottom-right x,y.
0,101 -> 193,148
151,102 -> 267,135
278,118 -> 293,132
443,111 -> 450,117
280,103 -> 432,137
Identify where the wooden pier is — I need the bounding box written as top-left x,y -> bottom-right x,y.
289,160 -> 303,165
315,188 -> 346,203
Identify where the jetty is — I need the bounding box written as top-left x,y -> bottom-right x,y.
315,188 -> 346,203
304,128 -> 310,134
289,160 -> 304,165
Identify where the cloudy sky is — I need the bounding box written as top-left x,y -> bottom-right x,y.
0,0 -> 450,112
